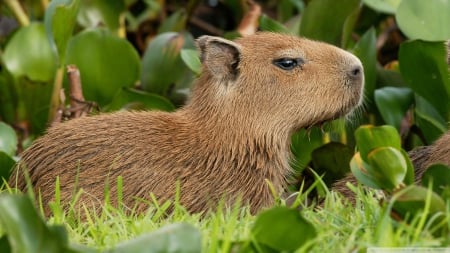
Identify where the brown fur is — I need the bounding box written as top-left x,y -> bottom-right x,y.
10,32 -> 364,215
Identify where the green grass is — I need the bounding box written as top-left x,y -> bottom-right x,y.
1,180 -> 449,252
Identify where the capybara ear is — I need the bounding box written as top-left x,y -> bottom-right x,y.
196,36 -> 242,81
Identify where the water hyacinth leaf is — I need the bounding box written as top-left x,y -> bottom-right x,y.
422,164 -> 450,196
0,194 -> 71,253
401,150 -> 415,186
77,0 -> 125,32
299,0 -> 360,46
392,185 -> 447,219
355,125 -> 401,161
415,95 -> 447,144
44,0 -> 80,65
311,142 -> 353,185
399,40 -> 450,118
374,87 -> 414,130
259,14 -> 290,34
366,147 -> 407,190
105,223 -> 201,253
290,128 -> 324,173
158,9 -> 188,33
0,122 -> 17,156
180,49 -> 202,75
0,152 -> 15,182
396,0 -> 450,41
350,152 -> 383,189
251,207 -> 316,251
65,28 -> 141,106
362,0 -> 401,14
141,32 -> 195,95
353,27 -> 376,104
0,235 -> 11,253
3,23 -> 56,82
106,88 -> 175,112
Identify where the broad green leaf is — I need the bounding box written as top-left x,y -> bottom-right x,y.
350,152 -> 383,189
374,87 -> 414,130
366,147 -> 407,190
3,23 -> 56,82
259,15 -> 291,34
158,9 -> 188,33
401,150 -> 415,186
0,194 -> 75,253
65,28 -> 141,106
362,0 -> 401,14
290,128 -> 324,173
106,88 -> 175,112
422,164 -> 450,196
44,0 -> 80,65
414,95 -> 447,144
105,223 -> 201,253
0,152 -> 15,183
399,40 -> 450,118
0,235 -> 11,253
341,5 -> 361,48
180,49 -> 202,75
353,28 -> 377,104
0,73 -> 17,124
311,142 -> 353,185
393,185 -> 447,219
299,0 -> 360,46
0,122 -> 17,156
77,0 -> 125,32
141,32 -> 195,95
354,125 -> 401,161
396,0 -> 450,41
252,207 -> 316,251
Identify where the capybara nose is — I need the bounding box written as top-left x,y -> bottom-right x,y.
348,64 -> 363,81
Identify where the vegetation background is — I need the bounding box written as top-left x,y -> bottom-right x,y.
0,0 -> 449,252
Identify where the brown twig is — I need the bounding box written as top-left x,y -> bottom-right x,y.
237,0 -> 261,37
67,65 -> 89,118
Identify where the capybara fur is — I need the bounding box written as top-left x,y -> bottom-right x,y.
10,32 -> 364,215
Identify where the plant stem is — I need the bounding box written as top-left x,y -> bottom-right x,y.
4,0 -> 30,27
49,66 -> 65,124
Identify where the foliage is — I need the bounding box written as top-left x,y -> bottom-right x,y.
0,0 -> 449,251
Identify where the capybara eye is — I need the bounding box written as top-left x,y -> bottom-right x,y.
272,58 -> 303,70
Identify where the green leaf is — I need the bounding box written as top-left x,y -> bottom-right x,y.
3,23 -> 57,82
393,185 -> 447,218
180,49 -> 202,75
353,27 -> 377,104
105,223 -> 201,253
366,147 -> 407,190
106,88 -> 175,112
400,150 -> 415,186
0,194 -> 76,253
252,207 -> 316,251
77,0 -> 125,32
65,28 -> 141,106
259,14 -> 291,34
44,0 -> 80,65
158,9 -> 188,33
396,0 -> 450,41
350,152 -> 383,189
311,142 -> 353,185
0,122 -> 17,156
0,152 -> 15,183
141,32 -> 195,95
0,235 -> 11,253
422,164 -> 450,197
362,0 -> 401,14
399,40 -> 450,118
374,87 -> 414,130
290,128 -> 324,173
354,125 -> 401,161
299,0 -> 360,46
414,95 -> 447,144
